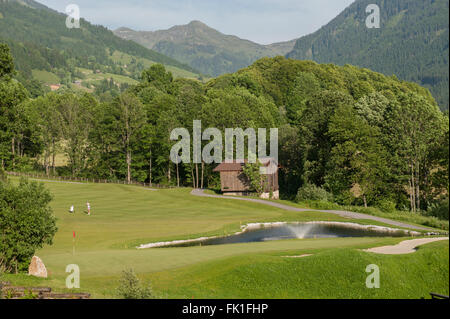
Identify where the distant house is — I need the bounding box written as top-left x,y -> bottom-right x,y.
213,158 -> 279,199
49,84 -> 61,91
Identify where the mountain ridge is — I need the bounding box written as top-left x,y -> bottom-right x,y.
114,20 -> 298,76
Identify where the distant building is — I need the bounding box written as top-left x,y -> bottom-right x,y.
49,84 -> 61,91
213,158 -> 279,199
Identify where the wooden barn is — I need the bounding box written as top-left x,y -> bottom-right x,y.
213,158 -> 279,199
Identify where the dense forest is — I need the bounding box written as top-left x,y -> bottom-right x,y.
1,41 -> 448,217
287,0 -> 449,110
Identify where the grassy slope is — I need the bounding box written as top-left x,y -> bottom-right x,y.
150,241 -> 449,299
2,177 -> 448,299
110,51 -> 200,80
31,69 -> 60,84
77,67 -> 138,86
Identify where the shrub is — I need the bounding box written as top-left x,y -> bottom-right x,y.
117,269 -> 153,299
296,184 -> 333,202
426,198 -> 449,221
0,178 -> 57,273
334,190 -> 355,206
303,200 -> 341,210
242,162 -> 266,195
376,200 -> 397,213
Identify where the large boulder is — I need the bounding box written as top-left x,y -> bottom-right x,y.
28,256 -> 48,278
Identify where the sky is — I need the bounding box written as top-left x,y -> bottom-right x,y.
37,0 -> 355,44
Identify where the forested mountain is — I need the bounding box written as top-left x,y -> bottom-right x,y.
114,21 -> 297,77
286,0 -> 449,110
0,0 -> 201,97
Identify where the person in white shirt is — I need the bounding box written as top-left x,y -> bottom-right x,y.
69,205 -> 74,214
87,202 -> 91,215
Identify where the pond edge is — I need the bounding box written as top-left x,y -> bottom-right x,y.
136,221 -> 424,249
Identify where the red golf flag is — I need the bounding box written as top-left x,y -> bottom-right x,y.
73,231 -> 76,238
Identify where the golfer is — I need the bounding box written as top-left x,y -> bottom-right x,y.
87,202 -> 91,215
69,205 -> 74,214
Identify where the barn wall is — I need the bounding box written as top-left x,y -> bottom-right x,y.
220,171 -> 250,192
262,173 -> 279,192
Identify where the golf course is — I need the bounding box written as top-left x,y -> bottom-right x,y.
1,176 -> 448,299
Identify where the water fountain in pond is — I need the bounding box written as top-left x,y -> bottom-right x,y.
286,224 -> 317,239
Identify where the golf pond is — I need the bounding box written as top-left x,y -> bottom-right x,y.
139,222 -> 420,249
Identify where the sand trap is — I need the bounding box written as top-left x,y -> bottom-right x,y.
364,237 -> 449,255
282,254 -> 313,258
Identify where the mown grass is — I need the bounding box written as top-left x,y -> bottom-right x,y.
1,236 -> 423,299
2,177 -> 448,299
148,240 -> 449,299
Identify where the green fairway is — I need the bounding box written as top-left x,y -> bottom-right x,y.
2,177 -> 448,299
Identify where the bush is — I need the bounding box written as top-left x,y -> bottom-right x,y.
296,184 -> 333,202
242,162 -> 265,195
334,190 -> 355,206
117,269 -> 153,299
376,200 -> 397,213
426,198 -> 449,221
0,178 -> 57,273
302,200 -> 341,210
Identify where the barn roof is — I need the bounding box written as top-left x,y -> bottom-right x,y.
213,158 -> 277,172
213,162 -> 245,172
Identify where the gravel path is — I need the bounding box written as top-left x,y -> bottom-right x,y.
364,237 -> 449,254
191,189 -> 432,231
